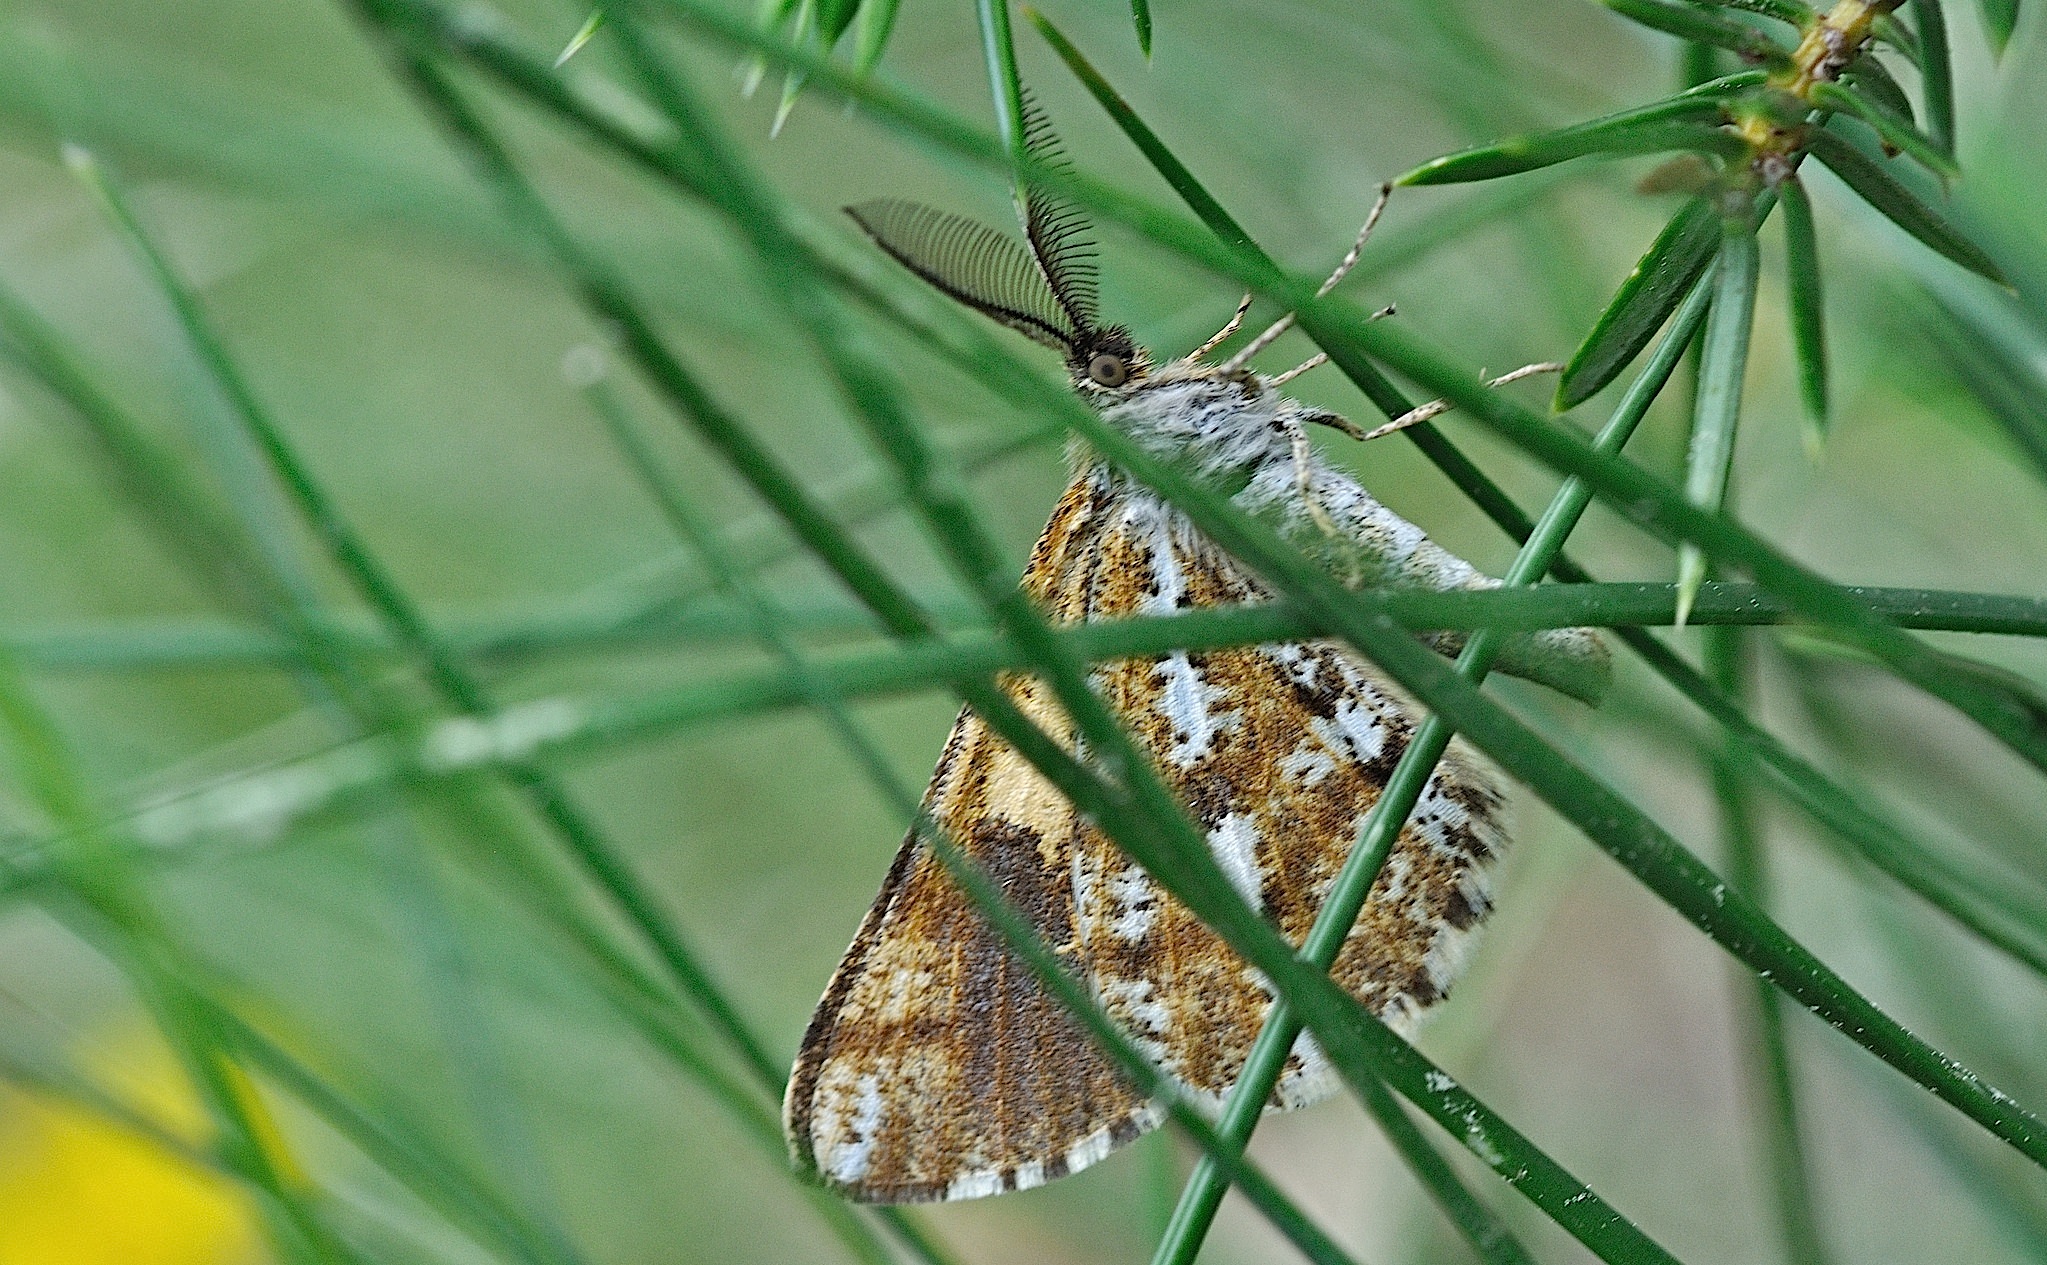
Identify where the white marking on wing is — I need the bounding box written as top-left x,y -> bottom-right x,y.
1410,776 -> 1474,857
1071,847 -> 1100,929
1262,640 -> 1319,686
819,1070 -> 888,1184
1152,652 -> 1236,767
1310,694 -> 1390,765
1276,1032 -> 1340,1110
1101,977 -> 1170,1037
1065,1125 -> 1116,1176
944,1168 -> 1006,1200
1373,851 -> 1414,906
1206,812 -> 1266,912
1145,517 -> 1187,610
868,966 -> 935,1024
1105,863 -> 1159,942
1278,739 -> 1337,788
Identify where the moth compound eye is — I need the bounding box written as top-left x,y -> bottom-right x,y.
1088,354 -> 1129,387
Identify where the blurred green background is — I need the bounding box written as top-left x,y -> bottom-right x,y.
2,1 -> 2045,1262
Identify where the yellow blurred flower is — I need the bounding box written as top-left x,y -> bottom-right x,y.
0,1028 -> 260,1265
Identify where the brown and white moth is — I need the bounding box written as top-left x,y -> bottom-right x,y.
784,117 -> 1607,1205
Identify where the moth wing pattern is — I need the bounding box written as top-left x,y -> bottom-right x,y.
787,467 -> 1511,1203
1053,470 -> 1509,1111
783,485 -> 1162,1204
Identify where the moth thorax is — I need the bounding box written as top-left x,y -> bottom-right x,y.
1096,375 -> 1293,487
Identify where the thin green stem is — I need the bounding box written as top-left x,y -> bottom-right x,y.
585,370 -> 960,1265
975,0 -> 1027,161
1706,626 -> 1835,1265
334,13 -> 957,1265
12,580 -> 2047,673
201,999 -> 592,1265
1780,174 -> 1830,451
1915,0 -> 1955,153
345,3 -> 796,1103
0,1027 -> 228,1176
1678,202 -> 1760,623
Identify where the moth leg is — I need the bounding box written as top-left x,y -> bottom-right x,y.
1361,362 -> 1565,442
1268,352 -> 1327,387
1300,406 -> 1371,442
1187,292 -> 1254,363
1312,182 -> 1391,298
1272,304 -> 1396,392
1219,186 -> 1394,376
1219,310 -> 1298,376
1284,412 -> 1341,537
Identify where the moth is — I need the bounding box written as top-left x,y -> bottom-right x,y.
784,122 -> 1607,1205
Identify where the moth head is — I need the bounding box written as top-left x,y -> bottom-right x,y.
846,98 -> 1152,401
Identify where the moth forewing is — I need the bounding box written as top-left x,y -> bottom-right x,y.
785,461 -> 1530,1202
783,534 -> 1166,1201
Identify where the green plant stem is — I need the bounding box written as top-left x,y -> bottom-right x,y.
47,578 -> 2047,1010
1706,626 -> 1835,1265
1679,202 -> 1760,624
69,145 -> 589,1265
974,0 -> 1027,161
590,375 -> 983,1265
11,580 -> 2047,673
1914,0 -> 1955,151
150,4 -> 793,1115
29,16 -> 915,1265
0,1027 -> 228,1175
1809,81 -> 1958,179
0,287 -> 646,1265
201,999 -> 598,1265
0,272 -> 498,1265
336,14 -> 958,1265
1780,174 -> 1830,448
48,138 -> 745,1260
